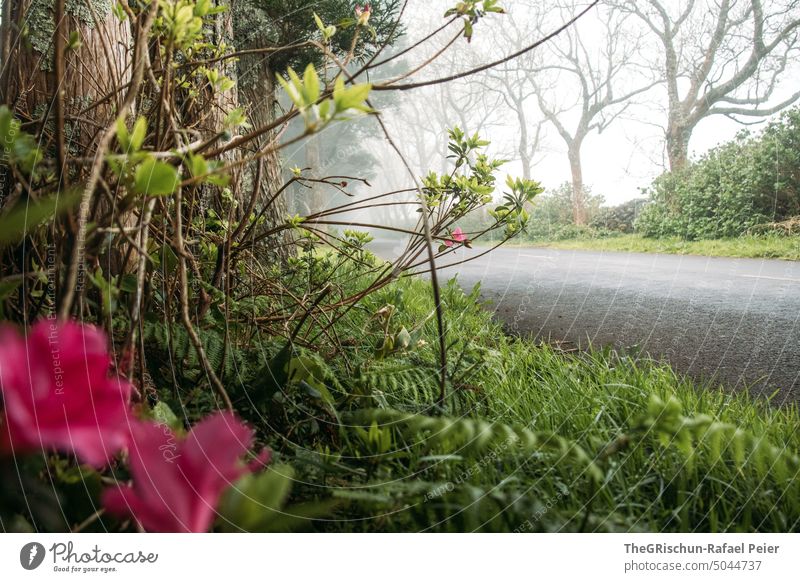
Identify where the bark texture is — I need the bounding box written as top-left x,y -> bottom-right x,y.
237,47 -> 290,258
2,0 -> 131,151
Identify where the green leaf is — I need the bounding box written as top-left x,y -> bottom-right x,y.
332,77 -> 373,114
314,12 -> 337,40
302,63 -> 321,105
218,77 -> 235,93
217,465 -> 295,532
224,107 -> 249,129
483,0 -> 506,13
318,100 -> 331,121
87,267 -> 119,318
187,153 -> 208,178
160,243 -> 179,273
1,106 -> 41,173
150,401 -> 183,432
130,117 -> 147,151
464,19 -> 473,41
0,277 -> 22,319
394,326 -> 411,350
118,273 -> 138,293
0,113 -> 14,149
249,342 -> 293,401
0,191 -> 81,248
0,277 -> 21,301
287,355 -> 336,406
277,71 -> 303,108
116,117 -> 130,151
313,12 -> 325,31
112,1 -> 128,21
287,67 -> 304,101
134,158 -> 180,196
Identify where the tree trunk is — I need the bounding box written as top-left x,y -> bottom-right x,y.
568,145 -> 586,226
1,0 -> 131,219
2,0 -> 131,154
666,122 -> 691,171
0,0 -> 133,320
512,97 -> 532,180
305,134 -> 326,219
519,150 -> 532,182
237,54 -> 289,259
196,2 -> 239,216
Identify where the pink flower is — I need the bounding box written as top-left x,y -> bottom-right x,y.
103,412 -> 270,532
444,227 -> 468,247
0,320 -> 132,467
355,4 -> 372,25
452,227 -> 467,243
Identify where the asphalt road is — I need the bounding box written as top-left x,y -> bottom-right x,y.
372,241 -> 800,403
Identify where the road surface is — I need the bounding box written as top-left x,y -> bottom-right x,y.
372,241 -> 800,403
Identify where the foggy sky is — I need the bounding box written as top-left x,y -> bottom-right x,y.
374,0 -> 800,205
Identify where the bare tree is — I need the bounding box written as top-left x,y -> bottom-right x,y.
407,79 -> 503,170
382,42 -> 506,178
521,1 -> 653,224
479,60 -> 547,181
619,0 -> 800,170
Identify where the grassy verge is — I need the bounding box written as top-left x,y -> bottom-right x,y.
303,271 -> 800,532
502,234 -> 800,260
148,249 -> 800,532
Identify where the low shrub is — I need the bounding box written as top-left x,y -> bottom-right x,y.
591,198 -> 646,233
636,108 -> 800,239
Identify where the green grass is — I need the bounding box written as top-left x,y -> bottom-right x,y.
151,248 -> 800,532
512,233 -> 800,260
474,340 -> 800,532
302,271 -> 800,532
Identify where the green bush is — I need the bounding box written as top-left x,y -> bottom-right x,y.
522,182 -> 605,240
637,108 -> 800,239
463,184 -> 643,242
591,198 -> 646,233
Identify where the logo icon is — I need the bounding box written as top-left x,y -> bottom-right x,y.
20,542 -> 46,570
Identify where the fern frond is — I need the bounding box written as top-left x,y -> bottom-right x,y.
641,394 -> 800,485
354,362 -> 439,405
344,408 -> 603,483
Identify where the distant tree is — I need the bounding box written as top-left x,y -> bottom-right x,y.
378,28 -> 505,179
233,1 -> 402,219
479,58 -> 546,181
590,198 -> 647,233
524,1 -> 654,225
478,1 -> 651,225
636,107 -> 800,239
618,0 -> 800,170
526,182 -> 605,238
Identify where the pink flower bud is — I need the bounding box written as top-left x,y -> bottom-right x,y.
355,3 -> 372,26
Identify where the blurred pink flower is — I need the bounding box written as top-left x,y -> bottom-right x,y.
444,227 -> 468,247
103,412 -> 270,532
0,320 -> 132,467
